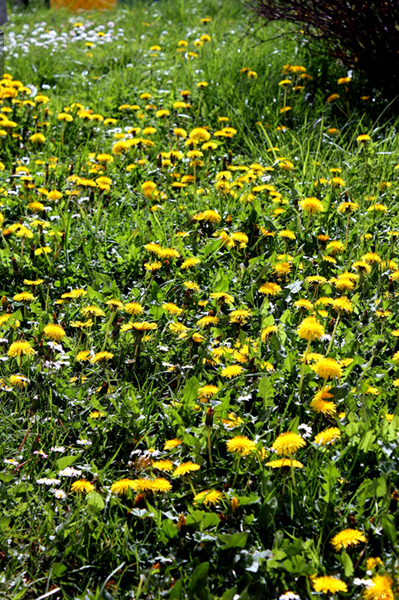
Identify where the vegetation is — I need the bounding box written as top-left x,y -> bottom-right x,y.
1,1 -> 399,598
250,0 -> 399,103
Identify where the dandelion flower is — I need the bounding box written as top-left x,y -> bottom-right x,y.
8,341 -> 36,357
125,302 -> 144,315
258,282 -> 282,296
261,325 -> 278,341
43,323 -> 66,342
194,489 -> 223,505
210,292 -> 234,304
229,309 -> 252,324
9,374 -> 29,388
181,257 -> 201,269
265,458 -> 304,468
226,436 -> 256,456
13,292 -> 35,303
312,576 -> 348,594
173,462 -> 201,477
164,438 -> 183,451
111,479 -> 137,494
313,358 -> 342,380
272,432 -> 306,456
330,529 -> 366,551
71,479 -> 95,493
152,460 -> 174,472
198,384 -> 219,401
90,351 -> 114,363
297,317 -> 325,341
299,197 -> 323,214
363,575 -> 393,600
221,365 -> 243,378
150,478 -> 172,492
81,305 -> 105,318
314,427 -> 341,445
197,315 -> 220,327
310,388 -> 336,416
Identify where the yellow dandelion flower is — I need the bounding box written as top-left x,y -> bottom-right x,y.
297,316 -> 325,341
314,427 -> 341,445
152,460 -> 174,472
43,323 -> 66,342
330,528 -> 366,551
265,458 -> 304,468
363,575 -> 393,600
194,489 -> 224,505
261,325 -> 278,341
173,462 -> 201,477
299,197 -> 323,214
164,438 -> 183,451
198,385 -> 219,401
90,351 -> 114,363
197,315 -> 220,327
226,436 -> 256,456
258,282 -> 282,296
8,341 -> 36,357
313,358 -> 342,380
150,478 -> 172,492
110,479 -> 137,494
312,576 -> 348,594
13,292 -> 35,303
81,305 -> 105,318
272,432 -> 306,456
125,302 -> 144,315
71,479 -> 95,493
221,365 -> 244,378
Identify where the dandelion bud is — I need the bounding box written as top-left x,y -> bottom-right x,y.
177,514 -> 186,537
157,153 -> 162,168
205,407 -> 214,428
1,296 -> 6,311
375,339 -> 384,352
231,497 -> 239,514
12,257 -> 19,273
362,310 -> 368,325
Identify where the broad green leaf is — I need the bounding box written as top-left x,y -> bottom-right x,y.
341,551 -> 354,577
220,586 -> 238,600
56,455 -> 78,471
188,562 -> 209,593
382,514 -> 397,544
86,491 -> 105,511
219,532 -> 248,549
170,579 -> 183,600
182,376 -> 199,410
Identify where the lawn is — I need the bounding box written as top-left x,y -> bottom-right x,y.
1,1 -> 399,599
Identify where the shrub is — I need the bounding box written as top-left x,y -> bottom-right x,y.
250,0 -> 399,102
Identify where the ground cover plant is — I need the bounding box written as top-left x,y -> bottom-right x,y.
1,0 -> 399,598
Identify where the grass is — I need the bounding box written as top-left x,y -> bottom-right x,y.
1,1 -> 399,599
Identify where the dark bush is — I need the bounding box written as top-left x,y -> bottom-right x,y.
250,0 -> 399,102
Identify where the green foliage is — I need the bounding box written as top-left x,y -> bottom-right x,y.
0,0 -> 399,599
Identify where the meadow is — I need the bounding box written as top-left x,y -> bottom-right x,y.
1,0 -> 399,598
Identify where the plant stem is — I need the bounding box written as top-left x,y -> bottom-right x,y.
299,338 -> 311,396
232,455 -> 241,488
207,428 -> 213,468
326,311 -> 341,355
